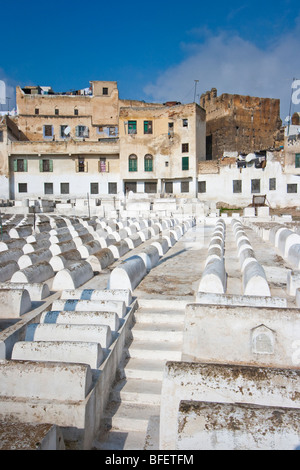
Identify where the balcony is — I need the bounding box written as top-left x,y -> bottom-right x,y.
8,138 -> 119,157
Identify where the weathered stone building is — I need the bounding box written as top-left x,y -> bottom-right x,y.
200,88 -> 283,160
1,82 -> 206,202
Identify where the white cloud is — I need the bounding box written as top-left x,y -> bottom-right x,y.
144,24 -> 300,120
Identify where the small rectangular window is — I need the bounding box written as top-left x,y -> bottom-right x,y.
145,182 -> 157,193
295,153 -> 300,168
287,184 -> 297,193
128,121 -> 137,135
40,159 -> 53,172
144,121 -> 153,134
103,87 -> 108,95
14,159 -> 28,172
44,183 -> 53,195
168,122 -> 174,136
18,183 -> 27,193
76,125 -> 89,138
233,180 -> 242,193
269,178 -> 276,191
165,182 -> 173,193
182,156 -> 189,171
77,158 -> 86,173
182,143 -> 189,153
35,108 -> 39,115
55,108 -> 59,115
0,130 -> 3,142
74,108 -> 78,116
60,183 -> 69,194
181,181 -> 189,193
198,181 -> 206,193
99,158 -> 108,173
251,179 -> 261,194
182,119 -> 188,127
43,125 -> 53,139
108,182 -> 117,194
90,183 -> 99,194
60,125 -> 69,138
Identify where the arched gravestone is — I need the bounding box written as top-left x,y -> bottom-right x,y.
251,324 -> 275,355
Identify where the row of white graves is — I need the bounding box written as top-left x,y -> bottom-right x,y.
0,212 -> 195,449
160,217 -> 300,450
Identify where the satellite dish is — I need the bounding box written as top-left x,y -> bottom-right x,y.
64,126 -> 71,136
245,153 -> 257,163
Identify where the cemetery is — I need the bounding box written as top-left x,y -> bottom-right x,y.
0,205 -> 299,450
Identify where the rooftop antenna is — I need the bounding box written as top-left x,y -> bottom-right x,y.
194,80 -> 199,103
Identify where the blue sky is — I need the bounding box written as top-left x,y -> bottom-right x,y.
1,0 -> 300,119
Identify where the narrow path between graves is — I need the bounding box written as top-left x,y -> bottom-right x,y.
92,223 -> 216,450
92,219 -> 294,450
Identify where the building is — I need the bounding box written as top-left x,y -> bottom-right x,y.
119,102 -> 206,197
200,88 -> 283,160
0,115 -> 28,200
2,81 -> 206,203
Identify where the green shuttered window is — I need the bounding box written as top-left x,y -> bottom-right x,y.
182,156 -> 189,171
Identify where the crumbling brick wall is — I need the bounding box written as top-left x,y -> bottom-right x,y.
201,89 -> 283,159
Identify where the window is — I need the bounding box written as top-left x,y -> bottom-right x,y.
90,183 -> 99,194
144,154 -> 153,172
165,182 -> 173,193
182,119 -> 188,127
269,178 -> 276,191
182,156 -> 189,171
144,121 -> 153,134
60,125 -> 69,138
198,181 -> 206,193
55,108 -> 59,115
76,158 -> 87,173
40,159 -> 53,172
128,121 -> 137,135
296,153 -> 300,168
35,108 -> 39,115
168,122 -> 174,136
60,183 -> 69,194
287,184 -> 297,193
0,130 -> 3,142
18,183 -> 27,193
251,179 -> 261,194
125,182 -> 137,193
233,180 -> 242,193
182,143 -> 189,153
145,182 -> 157,193
43,125 -> 54,139
75,125 -> 89,138
109,126 -> 117,136
129,154 -> 137,172
181,181 -> 189,193
13,159 -> 28,172
99,158 -> 108,173
103,87 -> 108,95
108,182 -> 117,194
44,183 -> 53,195
74,108 -> 78,116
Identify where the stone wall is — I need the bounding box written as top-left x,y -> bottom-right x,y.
200,89 -> 283,159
